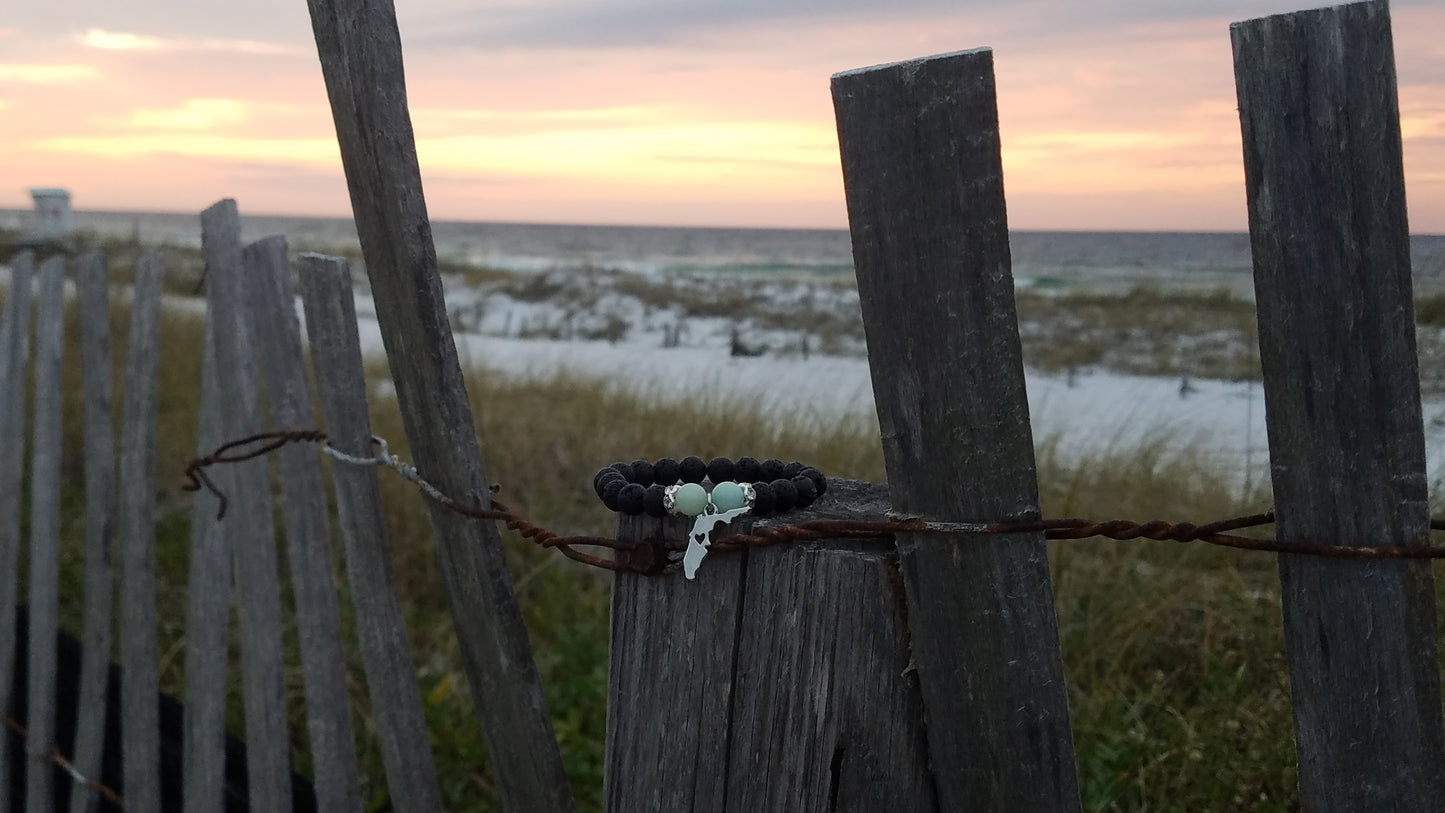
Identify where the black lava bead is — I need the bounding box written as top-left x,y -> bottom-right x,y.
652,457 -> 681,487
783,461 -> 805,478
679,455 -> 708,483
791,474 -> 818,507
707,456 -> 735,484
734,456 -> 761,482
769,477 -> 798,512
799,467 -> 826,495
594,464 -> 625,489
760,458 -> 786,482
643,484 -> 668,517
629,459 -> 656,488
601,478 -> 627,511
616,483 -> 646,515
751,481 -> 776,515
593,469 -> 626,498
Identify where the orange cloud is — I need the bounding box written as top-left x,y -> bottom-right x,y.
0,64 -> 96,83
117,98 -> 250,130
77,28 -> 300,56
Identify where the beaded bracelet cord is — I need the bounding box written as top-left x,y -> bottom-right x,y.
592,455 -> 827,519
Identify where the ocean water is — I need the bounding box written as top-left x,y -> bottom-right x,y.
3,208 -> 1444,289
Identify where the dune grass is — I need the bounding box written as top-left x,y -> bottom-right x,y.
12,274 -> 1445,812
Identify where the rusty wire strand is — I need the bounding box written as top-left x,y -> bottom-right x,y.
181,429 -> 1445,574
3,713 -> 125,807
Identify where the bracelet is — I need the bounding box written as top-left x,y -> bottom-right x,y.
593,455 -> 828,519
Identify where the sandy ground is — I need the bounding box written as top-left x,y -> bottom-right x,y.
7,262 -> 1445,490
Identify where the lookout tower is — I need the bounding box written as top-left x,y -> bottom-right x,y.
28,187 -> 73,239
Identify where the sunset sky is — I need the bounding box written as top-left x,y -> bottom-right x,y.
1,0 -> 1442,231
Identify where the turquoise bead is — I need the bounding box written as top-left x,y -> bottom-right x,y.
672,482 -> 709,517
710,481 -> 748,512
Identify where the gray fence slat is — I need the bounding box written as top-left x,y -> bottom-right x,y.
304,3 -> 571,809
0,251 -> 34,813
183,312 -> 230,813
26,256 -> 67,813
68,252 -> 118,813
1232,2 -> 1445,809
199,199 -> 293,813
832,49 -> 1081,810
119,253 -> 165,812
242,237 -> 362,812
297,253 -> 443,812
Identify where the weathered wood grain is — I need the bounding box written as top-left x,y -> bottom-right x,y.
0,251 -> 34,813
298,252 -> 444,812
183,307 -> 229,813
68,252 -> 118,813
606,480 -> 936,812
606,513 -> 743,812
303,3 -> 571,809
26,256 -> 67,813
199,200 -> 293,813
833,49 -> 1080,810
116,252 -> 164,813
1232,3 -> 1445,809
243,236 -> 362,812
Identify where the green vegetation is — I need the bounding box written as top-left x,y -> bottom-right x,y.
11,267 -> 1445,812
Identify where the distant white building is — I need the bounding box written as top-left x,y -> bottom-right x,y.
29,188 -> 73,239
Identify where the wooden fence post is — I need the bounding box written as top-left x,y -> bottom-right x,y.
242,235 -> 362,812
0,251 -> 34,813
67,252 -> 118,813
1232,2 -> 1445,809
183,267 -> 231,813
605,480 -> 936,811
25,255 -> 66,813
197,200 -> 293,813
832,49 -> 1081,810
115,252 -> 165,811
298,252 -> 445,812
304,3 -> 572,809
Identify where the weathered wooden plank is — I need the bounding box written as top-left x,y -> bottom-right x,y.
726,483 -> 935,811
298,252 -> 443,812
26,255 -> 67,813
67,251 -> 118,813
183,308 -> 230,813
1232,3 -> 1445,809
242,236 -> 361,812
0,251 -> 34,813
199,199 -> 293,813
606,479 -> 937,812
606,513 -> 742,813
118,252 -> 165,812
303,4 -> 571,809
832,49 -> 1080,810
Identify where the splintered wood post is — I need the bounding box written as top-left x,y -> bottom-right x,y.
304,3 -> 572,809
198,199 -> 293,813
833,49 -> 1081,810
298,253 -> 444,812
26,255 -> 66,813
116,252 -> 164,812
1232,2 -> 1445,808
68,252 -> 118,813
243,236 -> 362,812
0,251 -> 34,813
606,481 -> 936,812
